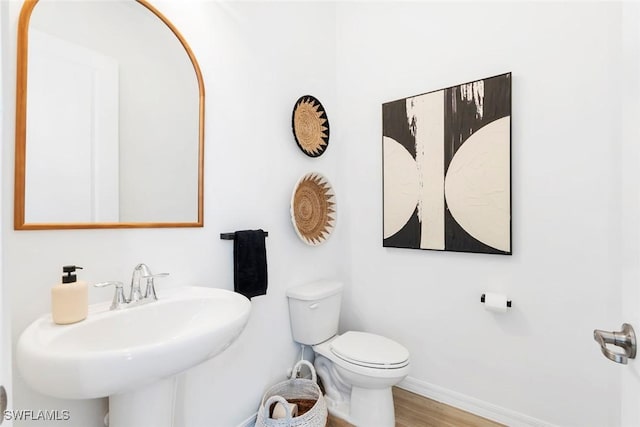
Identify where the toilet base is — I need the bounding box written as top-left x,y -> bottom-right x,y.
352,386 -> 395,426
325,386 -> 395,427
314,351 -> 401,427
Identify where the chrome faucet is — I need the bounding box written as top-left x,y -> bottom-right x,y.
129,263 -> 149,303
95,263 -> 169,310
130,263 -> 169,303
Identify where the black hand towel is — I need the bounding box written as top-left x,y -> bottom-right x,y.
233,229 -> 268,299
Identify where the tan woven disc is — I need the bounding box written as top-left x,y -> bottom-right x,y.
292,174 -> 335,245
294,104 -> 324,153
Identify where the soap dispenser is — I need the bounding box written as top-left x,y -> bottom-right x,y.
51,265 -> 88,325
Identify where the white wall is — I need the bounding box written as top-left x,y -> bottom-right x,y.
336,2 -> 624,426
3,1 -> 634,426
3,1 -> 341,426
0,2 -> 13,426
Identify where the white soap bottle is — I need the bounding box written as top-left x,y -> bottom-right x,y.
51,265 -> 88,325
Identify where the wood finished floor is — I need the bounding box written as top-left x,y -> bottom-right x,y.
326,387 -> 504,427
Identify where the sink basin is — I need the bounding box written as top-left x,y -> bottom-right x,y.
17,286 -> 251,400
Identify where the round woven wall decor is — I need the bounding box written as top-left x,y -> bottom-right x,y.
292,95 -> 330,157
291,172 -> 336,246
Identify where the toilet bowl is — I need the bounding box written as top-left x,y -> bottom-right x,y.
313,331 -> 410,426
286,281 -> 410,427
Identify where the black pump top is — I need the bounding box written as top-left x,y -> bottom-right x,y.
62,265 -> 83,284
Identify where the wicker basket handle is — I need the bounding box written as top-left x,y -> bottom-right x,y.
263,395 -> 294,422
291,359 -> 317,382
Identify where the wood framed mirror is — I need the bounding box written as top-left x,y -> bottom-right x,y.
15,0 -> 204,230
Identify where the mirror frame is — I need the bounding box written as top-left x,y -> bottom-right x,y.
14,0 -> 205,230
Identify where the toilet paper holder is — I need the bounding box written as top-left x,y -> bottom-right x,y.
480,293 -> 512,307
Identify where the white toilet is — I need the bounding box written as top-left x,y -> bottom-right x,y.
286,280 -> 410,427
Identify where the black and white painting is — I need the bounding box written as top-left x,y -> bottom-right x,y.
382,73 -> 511,255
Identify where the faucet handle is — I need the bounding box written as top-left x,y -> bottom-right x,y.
94,281 -> 127,310
143,273 -> 169,301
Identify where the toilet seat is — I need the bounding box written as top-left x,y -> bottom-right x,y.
330,331 -> 409,369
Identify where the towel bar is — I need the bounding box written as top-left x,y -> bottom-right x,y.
220,231 -> 269,240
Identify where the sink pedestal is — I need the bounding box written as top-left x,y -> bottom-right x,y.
109,377 -> 176,427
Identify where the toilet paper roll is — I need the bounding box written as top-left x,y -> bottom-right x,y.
272,401 -> 298,419
483,292 -> 508,313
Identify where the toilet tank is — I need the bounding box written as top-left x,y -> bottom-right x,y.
286,280 -> 343,345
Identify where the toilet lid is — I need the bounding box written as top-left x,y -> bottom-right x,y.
330,331 -> 409,368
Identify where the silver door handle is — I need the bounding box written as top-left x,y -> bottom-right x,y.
593,323 -> 637,364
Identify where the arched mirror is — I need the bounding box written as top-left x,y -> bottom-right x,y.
15,0 -> 204,229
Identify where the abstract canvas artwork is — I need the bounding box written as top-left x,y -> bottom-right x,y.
382,73 -> 511,255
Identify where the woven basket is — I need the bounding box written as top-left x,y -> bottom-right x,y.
290,172 -> 336,246
255,360 -> 327,427
292,95 -> 330,157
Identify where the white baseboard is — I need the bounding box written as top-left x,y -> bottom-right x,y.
398,376 -> 560,427
237,377 -> 558,427
236,412 -> 257,427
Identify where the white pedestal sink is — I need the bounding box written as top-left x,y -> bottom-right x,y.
17,286 -> 251,427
